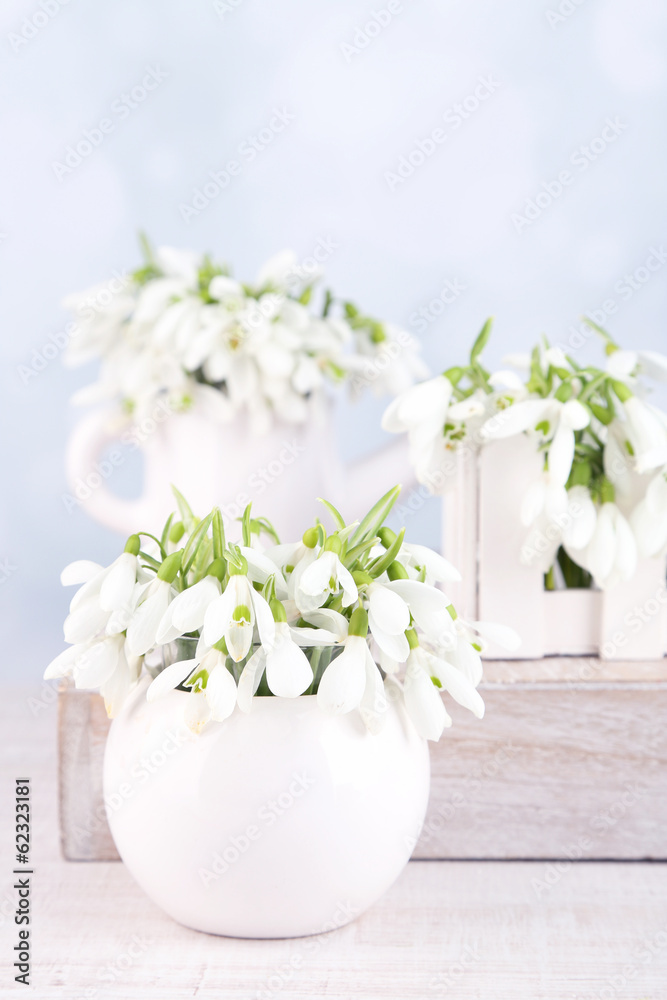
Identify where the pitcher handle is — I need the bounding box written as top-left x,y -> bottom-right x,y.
65,409 -> 153,535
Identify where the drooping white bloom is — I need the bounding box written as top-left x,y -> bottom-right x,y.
126,579 -> 175,656
402,648 -> 451,742
264,622 -> 314,698
482,397 -> 590,487
621,397 -> 667,474
203,572 -> 274,661
382,375 -> 453,483
577,502 -> 637,589
630,473 -> 667,557
156,574 -> 221,644
366,582 -> 410,661
317,635 -> 371,715
45,634 -> 142,718
295,549 -> 358,613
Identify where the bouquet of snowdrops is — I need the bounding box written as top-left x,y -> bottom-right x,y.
45,487 -> 519,741
383,320 -> 667,591
63,237 -> 426,433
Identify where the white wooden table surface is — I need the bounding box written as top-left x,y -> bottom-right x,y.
2,684 -> 667,1000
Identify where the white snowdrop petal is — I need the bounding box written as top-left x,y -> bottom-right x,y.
146,659 -> 198,701
60,561 -> 104,586
316,637 -> 367,714
433,660 -> 485,718
205,665 -> 238,721
184,692 -> 212,734
369,586 -> 410,635
266,626 -> 313,698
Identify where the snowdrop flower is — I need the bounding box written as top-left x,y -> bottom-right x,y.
147,645 -> 238,733
394,537 -> 461,587
156,559 -> 225,643
98,536 -> 142,612
317,609 -> 383,719
620,396 -> 667,474
237,600 -> 315,708
483,397 -> 590,486
402,641 -> 451,742
295,537 -> 358,614
382,374 -> 453,481
45,634 -> 141,718
203,558 -> 274,661
630,473 -> 667,557
126,551 -> 182,657
577,502 -> 637,590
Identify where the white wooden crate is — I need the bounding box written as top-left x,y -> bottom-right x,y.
443,436 -> 667,660
58,655 -> 667,862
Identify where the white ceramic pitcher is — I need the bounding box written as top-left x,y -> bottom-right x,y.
65,401 -> 413,539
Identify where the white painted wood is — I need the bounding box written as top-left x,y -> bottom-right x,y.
57,658 -> 667,862
600,555 -> 667,660
442,445 -> 478,619
543,590 -> 600,656
2,687 -> 667,999
445,435 -> 667,659
477,438 -> 545,658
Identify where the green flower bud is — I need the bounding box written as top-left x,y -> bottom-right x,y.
124,534 -> 141,556
348,607 -> 369,637
270,599 -> 287,623
387,560 -> 408,581
206,558 -> 226,581
611,379 -> 632,403
405,627 -> 419,650
302,527 -> 319,549
352,570 -> 373,587
600,478 -> 616,504
169,521 -> 185,544
378,527 -> 397,548
324,534 -> 342,554
157,550 -> 183,583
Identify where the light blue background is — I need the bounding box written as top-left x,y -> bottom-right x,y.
1,0 -> 665,679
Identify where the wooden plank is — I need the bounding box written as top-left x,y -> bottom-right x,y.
58,682 -> 118,861
57,658 -> 666,862
2,686 -> 667,998
442,445 -> 478,620
417,676 -> 667,859
477,438 -> 546,659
